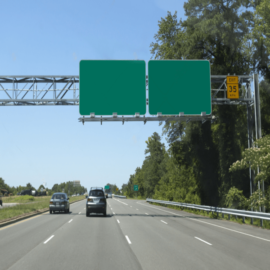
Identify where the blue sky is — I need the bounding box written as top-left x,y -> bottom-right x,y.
0,0 -> 187,191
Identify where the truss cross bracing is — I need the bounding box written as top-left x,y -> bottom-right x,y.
0,75 -> 255,123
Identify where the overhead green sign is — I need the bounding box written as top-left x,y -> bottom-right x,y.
134,185 -> 138,191
79,60 -> 146,116
148,60 -> 211,115
104,185 -> 110,190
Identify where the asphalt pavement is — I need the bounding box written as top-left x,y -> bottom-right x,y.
0,198 -> 270,270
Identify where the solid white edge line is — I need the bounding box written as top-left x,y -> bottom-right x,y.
195,237 -> 212,246
113,212 -> 115,214
137,202 -> 270,242
125,235 -> 131,244
161,220 -> 167,224
145,213 -> 149,215
68,219 -> 73,223
117,219 -> 120,223
136,209 -> 139,210
44,235 -> 54,244
79,212 -> 81,214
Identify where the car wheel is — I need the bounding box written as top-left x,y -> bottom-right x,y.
86,211 -> 89,217
50,210 -> 52,214
103,212 -> 107,217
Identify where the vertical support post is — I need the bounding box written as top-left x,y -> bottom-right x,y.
247,82 -> 254,224
73,78 -> 76,102
53,78 -> 56,105
253,74 -> 263,227
13,80 -> 15,99
33,78 -> 35,100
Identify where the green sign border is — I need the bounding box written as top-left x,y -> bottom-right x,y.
79,60 -> 146,116
148,60 -> 212,116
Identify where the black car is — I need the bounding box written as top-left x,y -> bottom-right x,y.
20,189 -> 32,195
86,188 -> 107,217
50,193 -> 70,214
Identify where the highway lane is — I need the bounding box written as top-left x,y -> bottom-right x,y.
0,200 -> 87,270
0,198 -> 270,270
0,199 -> 142,270
111,198 -> 270,270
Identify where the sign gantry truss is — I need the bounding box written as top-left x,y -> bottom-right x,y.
0,76 -> 79,106
0,75 -> 255,123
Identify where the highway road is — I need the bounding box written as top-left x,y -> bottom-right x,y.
0,198 -> 270,270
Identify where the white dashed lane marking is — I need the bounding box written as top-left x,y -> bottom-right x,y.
125,235 -> 131,244
195,237 -> 212,246
44,235 -> 54,244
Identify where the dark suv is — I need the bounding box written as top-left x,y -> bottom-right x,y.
86,187 -> 107,217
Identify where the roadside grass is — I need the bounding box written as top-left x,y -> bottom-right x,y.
2,195 -> 42,203
0,195 -> 85,222
149,202 -> 270,230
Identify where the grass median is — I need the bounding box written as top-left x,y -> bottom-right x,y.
0,195 -> 86,222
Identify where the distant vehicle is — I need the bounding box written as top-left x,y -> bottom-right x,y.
50,193 -> 69,214
107,193 -> 112,199
77,193 -> 79,196
17,192 -> 21,195
86,187 -> 107,217
39,190 -> 47,196
20,189 -> 32,195
31,190 -> 38,196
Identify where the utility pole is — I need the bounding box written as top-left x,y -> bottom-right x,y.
253,74 -> 264,227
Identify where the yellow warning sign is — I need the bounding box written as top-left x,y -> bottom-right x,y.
227,76 -> 239,99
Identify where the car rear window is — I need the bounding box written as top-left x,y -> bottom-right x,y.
52,194 -> 66,200
89,190 -> 104,197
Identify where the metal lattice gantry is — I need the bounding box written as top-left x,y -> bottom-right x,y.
0,76 -> 79,106
0,74 -> 256,124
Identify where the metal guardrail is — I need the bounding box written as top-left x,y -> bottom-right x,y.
146,199 -> 270,221
113,195 -> 127,199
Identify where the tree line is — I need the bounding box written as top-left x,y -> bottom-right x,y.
0,178 -> 87,197
123,0 -> 270,211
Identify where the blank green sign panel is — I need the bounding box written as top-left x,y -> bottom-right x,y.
79,60 -> 146,116
148,60 -> 211,115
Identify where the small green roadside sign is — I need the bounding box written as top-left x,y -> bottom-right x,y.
134,185 -> 138,191
148,60 -> 211,115
105,185 -> 110,190
79,60 -> 146,116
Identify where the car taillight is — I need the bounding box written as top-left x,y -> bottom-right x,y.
50,202 -> 53,204
88,198 -> 93,202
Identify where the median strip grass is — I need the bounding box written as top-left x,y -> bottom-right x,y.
0,195 -> 86,222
